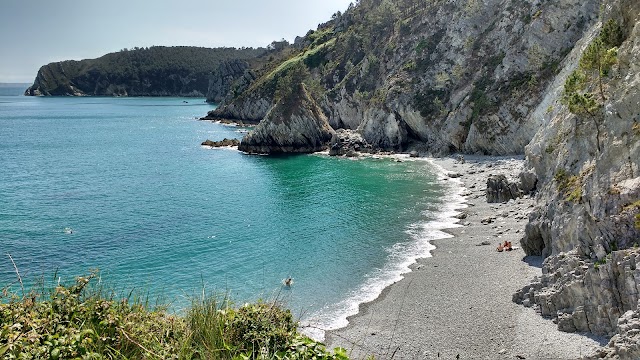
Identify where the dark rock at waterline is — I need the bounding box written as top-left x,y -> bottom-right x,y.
202,138 -> 240,147
239,83 -> 335,154
329,129 -> 373,156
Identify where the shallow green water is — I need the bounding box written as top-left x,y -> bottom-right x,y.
0,94 -> 462,337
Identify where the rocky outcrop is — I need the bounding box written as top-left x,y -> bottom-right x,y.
328,129 -> 373,156
589,306 -> 640,359
486,170 -> 538,203
514,250 -> 640,337
486,175 -> 523,203
238,84 -> 335,154
514,0 -> 640,353
206,93 -> 272,122
201,138 -> 240,147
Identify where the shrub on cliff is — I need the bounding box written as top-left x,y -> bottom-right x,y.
561,19 -> 624,152
0,272 -> 349,359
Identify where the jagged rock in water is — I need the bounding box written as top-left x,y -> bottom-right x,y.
238,84 -> 335,154
201,138 -> 240,147
486,175 -> 523,203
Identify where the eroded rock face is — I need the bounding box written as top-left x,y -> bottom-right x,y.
588,306 -> 640,359
516,0 -> 640,351
238,84 -> 335,154
328,129 -> 373,156
514,250 -> 640,337
211,0 -> 600,155
206,60 -> 251,104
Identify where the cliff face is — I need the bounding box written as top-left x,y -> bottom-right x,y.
25,46 -> 265,98
238,83 -> 335,154
206,59 -> 251,103
210,0 -> 599,155
513,0 -> 640,357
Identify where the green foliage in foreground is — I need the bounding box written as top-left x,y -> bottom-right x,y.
0,272 -> 349,360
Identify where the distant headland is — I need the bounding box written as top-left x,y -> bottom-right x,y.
24,46 -> 265,99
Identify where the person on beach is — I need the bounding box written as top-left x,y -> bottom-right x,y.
497,241 -> 513,252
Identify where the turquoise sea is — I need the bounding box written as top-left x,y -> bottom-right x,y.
0,92 -> 463,338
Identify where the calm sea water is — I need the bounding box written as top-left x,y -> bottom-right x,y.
0,93 -> 463,338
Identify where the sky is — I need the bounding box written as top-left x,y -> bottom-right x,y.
0,0 -> 353,83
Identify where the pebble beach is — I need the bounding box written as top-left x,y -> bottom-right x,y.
326,155 -> 606,359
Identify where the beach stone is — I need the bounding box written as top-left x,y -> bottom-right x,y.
481,216 -> 496,224
486,175 -> 522,203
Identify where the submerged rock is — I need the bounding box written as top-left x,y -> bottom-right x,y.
239,83 -> 335,154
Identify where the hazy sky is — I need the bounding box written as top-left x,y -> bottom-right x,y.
0,0 -> 353,83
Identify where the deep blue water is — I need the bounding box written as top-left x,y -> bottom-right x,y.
0,94 -> 462,337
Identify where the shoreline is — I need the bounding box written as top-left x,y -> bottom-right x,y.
325,154 -> 606,359
301,153 -> 468,340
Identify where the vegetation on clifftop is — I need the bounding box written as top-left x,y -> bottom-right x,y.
0,272 -> 348,359
25,46 -> 265,97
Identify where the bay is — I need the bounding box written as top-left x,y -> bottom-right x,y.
0,95 -> 460,337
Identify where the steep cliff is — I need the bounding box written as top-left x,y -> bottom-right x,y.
25,46 -> 265,97
210,0 -> 600,155
512,0 -> 640,357
206,59 -> 251,103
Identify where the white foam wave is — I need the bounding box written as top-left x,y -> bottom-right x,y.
300,158 -> 468,341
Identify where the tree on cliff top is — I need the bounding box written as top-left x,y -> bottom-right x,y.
562,19 -> 624,152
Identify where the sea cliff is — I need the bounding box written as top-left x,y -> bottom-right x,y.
209,0 -> 600,155
25,46 -> 265,98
